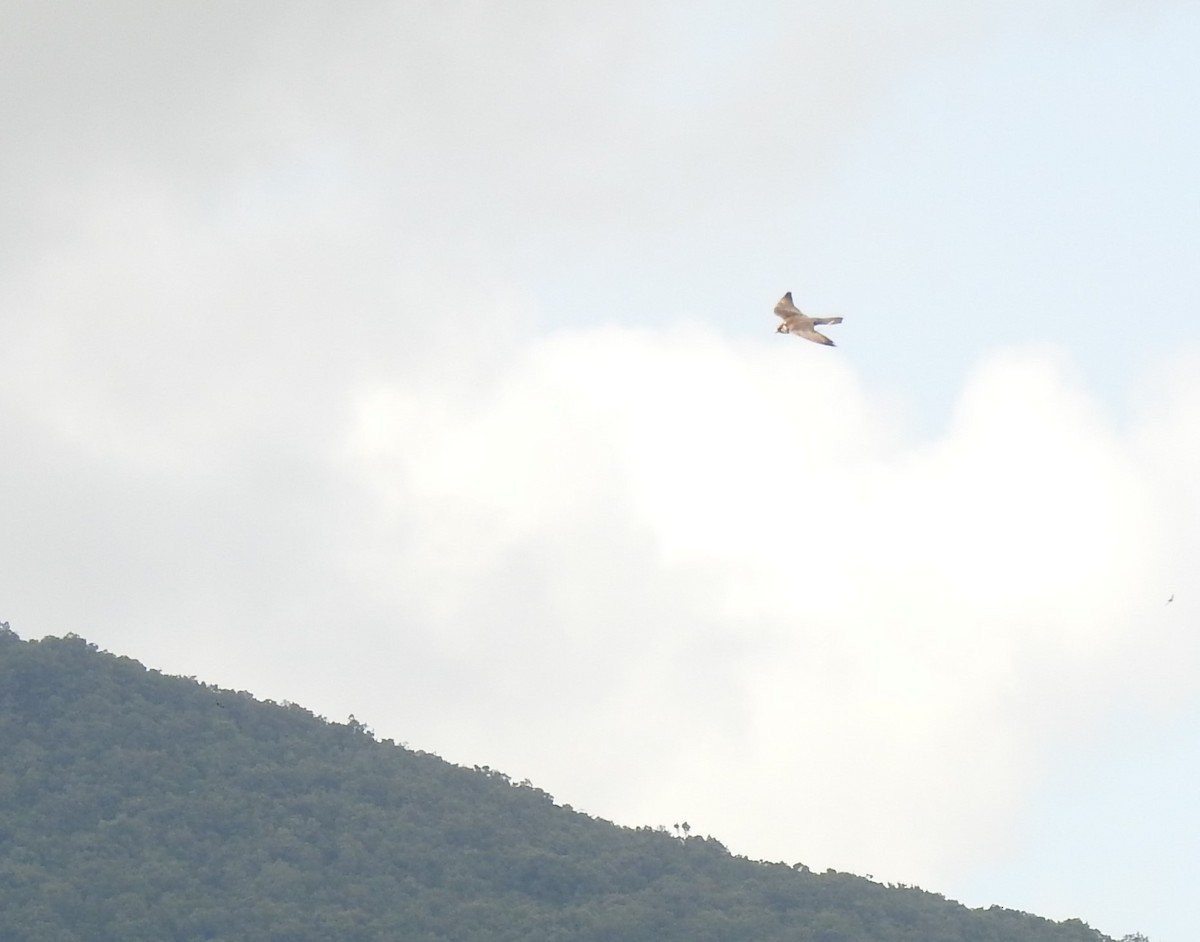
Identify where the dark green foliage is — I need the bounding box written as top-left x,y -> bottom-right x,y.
0,626 -> 1116,942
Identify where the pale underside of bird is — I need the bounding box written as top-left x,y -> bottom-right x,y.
774,291 -> 843,346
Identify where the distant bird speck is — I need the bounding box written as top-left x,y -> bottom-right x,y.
774,292 -> 843,346
1167,594 -> 1174,604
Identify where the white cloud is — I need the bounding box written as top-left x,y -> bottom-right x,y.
340,324 -> 1195,884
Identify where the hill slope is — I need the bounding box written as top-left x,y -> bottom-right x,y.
0,626 -> 1113,942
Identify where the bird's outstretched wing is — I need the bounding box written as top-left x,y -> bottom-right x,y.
794,326 -> 836,346
809,316 -> 843,326
774,292 -> 803,319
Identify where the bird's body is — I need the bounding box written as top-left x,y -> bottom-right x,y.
773,291 -> 842,346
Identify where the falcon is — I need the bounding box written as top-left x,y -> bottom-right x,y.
774,292 -> 843,346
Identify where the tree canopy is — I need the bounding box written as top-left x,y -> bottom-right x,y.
0,626 -> 1121,942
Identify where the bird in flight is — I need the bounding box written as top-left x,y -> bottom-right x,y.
774,292 -> 843,346
1167,594 -> 1174,605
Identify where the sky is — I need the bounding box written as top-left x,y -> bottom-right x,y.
2,1 -> 1199,939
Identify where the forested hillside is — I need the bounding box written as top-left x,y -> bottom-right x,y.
0,626 -> 1116,942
